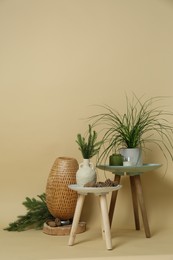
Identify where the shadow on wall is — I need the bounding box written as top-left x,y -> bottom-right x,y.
142,169 -> 173,230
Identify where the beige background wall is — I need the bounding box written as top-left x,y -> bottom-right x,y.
0,0 -> 173,232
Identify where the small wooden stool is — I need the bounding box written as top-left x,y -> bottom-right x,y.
68,184 -> 122,250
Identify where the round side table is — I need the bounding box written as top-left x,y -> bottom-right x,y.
68,184 -> 122,250
97,163 -> 162,238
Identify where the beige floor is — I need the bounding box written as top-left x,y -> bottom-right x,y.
0,226 -> 173,260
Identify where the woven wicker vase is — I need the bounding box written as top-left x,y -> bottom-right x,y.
46,157 -> 79,220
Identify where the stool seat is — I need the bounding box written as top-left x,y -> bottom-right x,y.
68,184 -> 122,250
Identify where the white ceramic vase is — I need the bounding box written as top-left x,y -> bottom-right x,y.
119,148 -> 143,166
76,159 -> 96,186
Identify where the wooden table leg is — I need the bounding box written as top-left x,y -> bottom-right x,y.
109,175 -> 121,227
100,194 -> 112,250
134,175 -> 151,238
130,176 -> 140,230
68,194 -> 86,246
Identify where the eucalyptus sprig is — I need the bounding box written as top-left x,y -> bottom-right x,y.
76,124 -> 103,159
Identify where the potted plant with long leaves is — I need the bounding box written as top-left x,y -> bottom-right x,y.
76,124 -> 102,186
88,94 -> 173,166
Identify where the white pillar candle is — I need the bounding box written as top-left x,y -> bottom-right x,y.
123,161 -> 134,166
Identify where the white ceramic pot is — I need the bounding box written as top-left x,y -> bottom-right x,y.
119,148 -> 143,166
76,159 -> 96,186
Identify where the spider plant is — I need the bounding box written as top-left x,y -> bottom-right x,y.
76,124 -> 103,159
89,95 -> 173,164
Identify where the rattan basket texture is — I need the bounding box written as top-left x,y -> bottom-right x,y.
46,157 -> 79,220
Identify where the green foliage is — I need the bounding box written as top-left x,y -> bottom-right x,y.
4,193 -> 53,231
76,124 -> 103,159
89,95 -> 173,164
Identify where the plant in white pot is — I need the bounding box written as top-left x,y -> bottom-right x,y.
89,94 -> 173,166
76,124 -> 102,186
